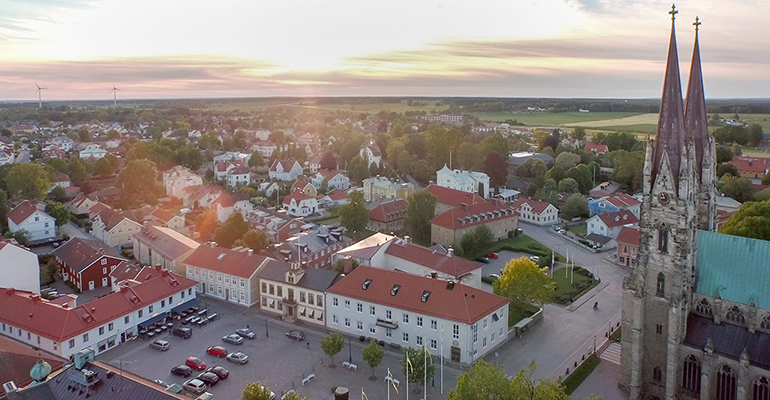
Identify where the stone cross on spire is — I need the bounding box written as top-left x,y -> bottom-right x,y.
693,16 -> 701,31
669,4 -> 678,20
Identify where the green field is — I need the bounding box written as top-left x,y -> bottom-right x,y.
741,114 -> 770,132
471,111 -> 641,125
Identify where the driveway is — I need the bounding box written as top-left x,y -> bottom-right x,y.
61,222 -> 99,241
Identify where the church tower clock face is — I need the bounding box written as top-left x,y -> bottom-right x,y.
658,192 -> 671,205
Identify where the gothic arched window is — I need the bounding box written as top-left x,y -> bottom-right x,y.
656,272 -> 666,297
696,298 -> 713,317
716,365 -> 737,400
754,377 -> 770,400
653,367 -> 663,382
682,355 -> 701,393
658,227 -> 669,254
762,315 -> 770,331
726,306 -> 746,324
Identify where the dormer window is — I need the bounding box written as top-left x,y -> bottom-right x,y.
421,291 -> 431,303
362,279 -> 372,290
390,285 -> 401,296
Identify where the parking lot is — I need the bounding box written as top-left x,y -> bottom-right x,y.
97,296 -> 462,399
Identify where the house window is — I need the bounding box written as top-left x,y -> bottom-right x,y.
453,324 -> 459,340
333,315 -> 339,324
333,298 -> 338,307
726,306 -> 747,324
124,316 -> 129,324
491,332 -> 496,342
188,288 -> 192,295
181,291 -> 185,299
658,227 -> 668,253
656,273 -> 665,297
483,337 -> 487,348
357,303 -> 362,312
101,259 -> 107,265
317,295 -> 323,307
653,367 -> 662,382
656,324 -> 663,335
753,377 -> 770,400
344,300 -> 350,310
386,310 -> 392,320
269,285 -> 275,295
430,339 -> 437,350
108,322 -> 113,331
403,314 -> 409,324
262,282 -> 267,293
240,291 -> 245,301
345,318 -> 350,327
300,292 -> 306,303
99,327 -> 104,335
386,329 -> 392,338
161,300 -> 165,307
357,321 -> 363,331
472,324 -> 478,343
431,320 -> 437,330
217,273 -> 222,282
138,310 -> 143,318
277,286 -> 283,297
696,299 -> 713,317
69,339 -> 75,348
148,305 -> 153,313
370,306 -> 375,316
403,333 -> 409,343
716,365 -> 737,400
262,297 -> 267,307
103,267 -> 107,274
83,333 -> 89,342
240,279 -> 245,287
168,296 -> 173,304
483,318 -> 487,329
417,317 -> 423,327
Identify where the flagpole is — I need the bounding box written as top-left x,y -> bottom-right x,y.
440,323 -> 444,394
424,345 -> 427,400
406,352 -> 410,400
387,368 -> 391,400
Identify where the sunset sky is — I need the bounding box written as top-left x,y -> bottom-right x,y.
1,0 -> 768,101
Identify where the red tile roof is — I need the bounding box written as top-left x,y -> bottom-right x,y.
384,240 -> 481,278
324,189 -> 348,201
732,156 -> 770,174
108,261 -> 142,282
0,269 -> 196,342
0,335 -> 65,391
597,209 -> 639,228
604,193 -> 641,208
269,159 -> 300,172
616,226 -> 640,246
585,142 -> 609,153
291,180 -> 313,193
150,208 -> 176,223
424,185 -> 486,209
369,199 -> 407,223
430,199 -> 515,230
315,169 -> 345,181
8,200 -> 46,225
283,192 -> 314,205
52,238 -> 124,273
184,244 -> 270,279
327,266 -> 508,325
511,198 -> 552,214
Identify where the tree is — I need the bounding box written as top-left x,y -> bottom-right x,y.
195,210 -> 218,239
248,151 -> 265,168
561,194 -> 588,220
241,381 -> 274,400
400,347 -> 434,390
240,229 -> 268,252
45,202 -> 70,229
215,213 -> 250,248
493,256 -> 555,316
460,232 -> 478,256
717,162 -> 740,178
484,151 -> 508,189
405,191 -> 437,246
48,186 -> 67,203
282,392 -> 308,400
554,152 -> 581,170
339,191 -> 369,236
608,150 -> 644,193
0,189 -> 8,229
719,175 -> 756,203
715,146 -> 733,164
11,230 -> 31,246
362,340 -> 385,378
92,157 -> 115,178
546,165 -> 566,184
447,360 -> 569,400
320,332 -> 344,366
557,177 -> 579,193
474,225 -> 494,250
320,151 -> 337,170
47,158 -> 68,173
4,163 -> 51,201
719,200 -> 770,241
565,166 -> 592,194
116,159 -> 160,207
572,126 -> 587,141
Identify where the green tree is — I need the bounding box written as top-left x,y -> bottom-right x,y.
447,360 -> 569,400
719,175 -> 756,203
11,230 -> 31,246
608,150 -> 644,193
484,151 -> 508,189
199,131 -> 221,150
339,191 -> 369,236
554,152 -> 581,170
546,165 -> 566,184
48,186 -> 67,203
400,347 -> 434,390
92,157 -> 115,178
241,381 -> 274,400
320,332 -> 345,366
561,194 -> 588,220
362,340 -> 385,378
115,159 -> 160,207
715,146 -> 733,164
405,191 -> 437,246
0,189 -> 8,228
572,126 -> 587,141
215,213 -> 250,248
195,209 -> 218,239
4,163 -> 51,201
249,151 -> 265,168
717,162 -> 740,178
460,232 -> 478,256
47,158 -> 68,173
474,225 -> 494,250
719,200 -> 770,241
238,229 -> 268,252
557,178 -> 579,193
411,159 -> 433,183
45,202 -> 71,229
320,151 -> 337,170
493,256 -> 555,316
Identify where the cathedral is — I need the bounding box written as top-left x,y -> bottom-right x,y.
620,6 -> 770,400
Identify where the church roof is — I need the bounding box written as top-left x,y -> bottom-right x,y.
696,230 -> 770,309
684,313 -> 770,370
684,19 -> 710,180
650,9 -> 686,193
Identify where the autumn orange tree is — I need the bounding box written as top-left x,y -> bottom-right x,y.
493,256 -> 555,316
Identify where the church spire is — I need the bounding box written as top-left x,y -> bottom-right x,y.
650,4 -> 686,193
684,16 -> 709,182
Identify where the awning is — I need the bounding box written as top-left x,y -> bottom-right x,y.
97,339 -> 108,348
318,312 -> 323,320
376,319 -> 398,330
308,309 -> 314,318
298,306 -> 306,315
171,298 -> 199,313
138,312 -> 169,329
270,299 -> 276,307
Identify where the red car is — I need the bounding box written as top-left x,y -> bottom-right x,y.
186,357 -> 207,371
206,346 -> 228,358
487,253 -> 499,259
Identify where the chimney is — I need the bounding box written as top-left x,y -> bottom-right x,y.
209,241 -> 217,248
404,236 -> 411,244
248,249 -> 254,256
460,203 -> 468,213
430,271 -> 438,279
447,248 -> 454,258
155,264 -> 162,271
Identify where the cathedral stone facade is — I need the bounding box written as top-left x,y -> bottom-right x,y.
620,7 -> 770,400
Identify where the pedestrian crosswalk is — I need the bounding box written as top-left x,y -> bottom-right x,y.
600,342 -> 622,365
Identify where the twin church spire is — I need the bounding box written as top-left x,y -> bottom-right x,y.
649,5 -> 710,194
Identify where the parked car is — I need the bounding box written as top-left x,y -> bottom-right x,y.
186,357 -> 207,371
487,253 -> 499,259
150,339 -> 169,351
172,327 -> 192,339
206,346 -> 228,358
529,255 -> 540,262
235,328 -> 256,339
153,379 -> 171,388
256,383 -> 276,400
222,334 -> 244,345
171,365 -> 193,378
196,371 -> 219,387
207,366 -> 229,380
488,273 -> 500,281
182,378 -> 207,395
285,330 -> 305,341
226,351 -> 249,364
475,257 -> 490,263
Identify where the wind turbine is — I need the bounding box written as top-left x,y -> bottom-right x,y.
35,83 -> 46,108
110,83 -> 119,107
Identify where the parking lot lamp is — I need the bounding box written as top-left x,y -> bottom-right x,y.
348,338 -> 352,363
265,318 -> 269,338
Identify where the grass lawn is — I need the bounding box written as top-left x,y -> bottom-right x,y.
487,235 -> 566,262
567,224 -> 587,237
508,304 -> 539,327
313,216 -> 340,225
550,267 -> 599,304
472,111 -> 640,125
345,229 -> 376,240
741,114 -> 770,132
562,355 -> 601,394
610,327 -> 622,342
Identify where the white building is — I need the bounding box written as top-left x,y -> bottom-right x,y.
362,177 -> 414,202
163,166 -> 203,199
91,207 -> 142,248
7,200 -> 57,243
360,141 -> 382,167
511,198 -> 560,226
0,241 -> 40,294
586,209 -> 639,240
184,243 -> 272,307
132,224 -> 200,275
252,141 -> 278,158
310,169 -> 350,191
326,266 -> 509,364
269,160 -> 304,181
436,165 -> 491,199
282,192 -> 319,217
256,262 -> 339,326
79,144 -> 107,159
226,165 -> 251,188
0,268 -> 197,359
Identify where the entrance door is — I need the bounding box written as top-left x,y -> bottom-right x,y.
225,288 -> 229,301
288,306 -> 294,317
102,277 -> 108,287
451,346 -> 461,362
89,281 -> 95,290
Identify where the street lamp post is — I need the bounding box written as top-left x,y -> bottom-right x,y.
593,335 -> 597,354
348,339 -> 352,363
265,318 -> 269,338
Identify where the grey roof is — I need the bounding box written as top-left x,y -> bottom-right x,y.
256,258 -> 292,282
584,233 -> 612,245
507,152 -> 553,166
684,313 -> 770,369
0,383 -> 57,400
297,269 -> 341,292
